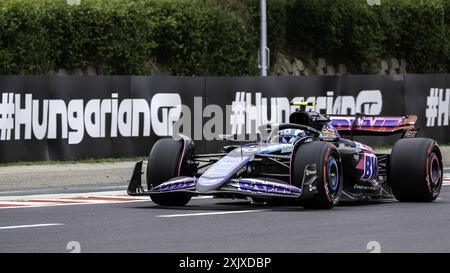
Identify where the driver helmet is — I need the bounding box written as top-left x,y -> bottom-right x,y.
279,128 -> 305,143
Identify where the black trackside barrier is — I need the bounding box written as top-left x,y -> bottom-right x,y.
0,74 -> 449,162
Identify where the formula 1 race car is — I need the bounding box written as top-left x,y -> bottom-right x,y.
127,102 -> 444,209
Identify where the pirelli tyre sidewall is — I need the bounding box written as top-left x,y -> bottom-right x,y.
292,141 -> 343,209
146,138 -> 193,206
390,138 -> 443,202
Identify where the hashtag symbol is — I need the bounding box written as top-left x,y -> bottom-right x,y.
0,93 -> 15,141
426,88 -> 439,127
230,92 -> 246,135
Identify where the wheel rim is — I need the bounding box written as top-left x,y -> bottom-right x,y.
429,152 -> 442,191
327,156 -> 340,198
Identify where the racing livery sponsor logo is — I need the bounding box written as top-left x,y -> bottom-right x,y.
353,184 -> 379,191
235,179 -> 301,195
153,177 -> 197,191
362,154 -> 378,181
305,168 -> 317,177
330,116 -> 402,128
302,164 -> 318,192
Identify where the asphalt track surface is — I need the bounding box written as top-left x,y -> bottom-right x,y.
0,168 -> 449,253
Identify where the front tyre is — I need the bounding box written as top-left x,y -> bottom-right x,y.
292,142 -> 343,209
390,138 -> 443,202
147,138 -> 192,206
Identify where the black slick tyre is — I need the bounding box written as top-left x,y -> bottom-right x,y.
390,138 -> 443,202
147,138 -> 192,206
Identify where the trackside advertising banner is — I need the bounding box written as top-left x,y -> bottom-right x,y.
404,74 -> 450,144
0,75 -> 448,162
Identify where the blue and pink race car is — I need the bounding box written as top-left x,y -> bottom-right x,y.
127,102 -> 443,209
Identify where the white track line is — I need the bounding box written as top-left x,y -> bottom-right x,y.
0,223 -> 63,230
157,209 -> 268,218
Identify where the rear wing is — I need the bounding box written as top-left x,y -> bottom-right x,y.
329,114 -> 418,137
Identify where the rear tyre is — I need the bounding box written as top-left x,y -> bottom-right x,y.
292,142 -> 343,209
390,138 -> 443,202
147,138 -> 192,206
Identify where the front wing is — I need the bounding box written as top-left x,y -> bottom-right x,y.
127,161 -> 302,199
